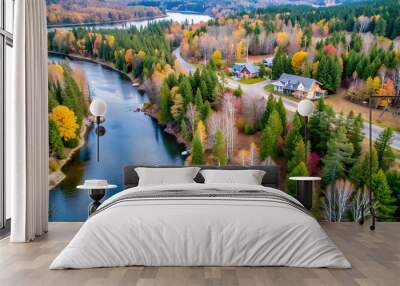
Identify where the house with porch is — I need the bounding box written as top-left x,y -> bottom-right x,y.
271,73 -> 327,100
231,63 -> 260,78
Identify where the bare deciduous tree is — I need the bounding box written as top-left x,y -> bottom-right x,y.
222,94 -> 237,158
323,180 -> 355,222
351,188 -> 371,223
186,103 -> 197,136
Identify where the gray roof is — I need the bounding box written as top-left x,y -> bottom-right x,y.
233,63 -> 259,74
277,73 -> 319,92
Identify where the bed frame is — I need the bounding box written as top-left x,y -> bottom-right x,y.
123,165 -> 280,190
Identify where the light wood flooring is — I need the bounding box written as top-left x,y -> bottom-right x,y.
0,222 -> 399,286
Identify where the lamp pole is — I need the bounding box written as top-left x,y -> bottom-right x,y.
304,116 -> 308,164
90,99 -> 107,163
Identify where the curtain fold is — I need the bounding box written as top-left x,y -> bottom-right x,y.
9,0 -> 48,242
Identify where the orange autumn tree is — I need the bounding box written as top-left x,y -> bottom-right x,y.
377,79 -> 396,107
125,49 -> 134,66
50,105 -> 79,141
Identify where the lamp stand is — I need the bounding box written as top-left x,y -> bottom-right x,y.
95,116 -> 106,162
304,116 -> 308,165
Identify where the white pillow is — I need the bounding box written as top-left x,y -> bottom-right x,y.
135,167 -> 200,186
200,169 -> 266,185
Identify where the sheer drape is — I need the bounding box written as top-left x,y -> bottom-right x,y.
8,0 -> 48,242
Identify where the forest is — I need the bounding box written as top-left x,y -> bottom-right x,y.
47,0 -> 165,25
48,62 -> 88,174
47,1 -> 400,221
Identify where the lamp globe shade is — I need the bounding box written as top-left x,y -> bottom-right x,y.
297,99 -> 314,117
90,99 -> 107,117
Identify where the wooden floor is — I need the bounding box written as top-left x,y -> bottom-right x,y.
0,222 -> 399,286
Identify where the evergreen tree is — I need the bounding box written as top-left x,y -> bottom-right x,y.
275,97 -> 287,134
260,126 -> 278,160
49,119 -> 65,159
180,119 -> 191,141
346,111 -> 364,160
288,139 -> 306,172
200,101 -> 212,121
200,80 -> 209,102
212,129 -> 228,166
309,97 -> 335,155
288,162 -> 309,196
268,109 -> 283,138
193,69 -> 201,91
292,112 -> 303,130
261,94 -> 276,129
159,81 -> 171,124
350,33 -> 362,52
322,125 -> 354,186
191,133 -> 205,165
272,48 -> 291,80
195,88 -> 203,109
316,54 -> 341,93
48,85 -> 59,112
349,148 -> 379,188
375,127 -> 395,171
371,169 -> 396,217
386,170 -> 400,216
284,122 -> 302,159
179,77 -> 194,105
233,85 -> 243,97
207,57 -> 217,70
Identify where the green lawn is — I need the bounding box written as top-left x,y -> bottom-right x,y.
265,84 -> 274,92
264,84 -> 301,102
238,77 -> 264,84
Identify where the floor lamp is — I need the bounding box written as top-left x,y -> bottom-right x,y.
89,99 -> 107,162
367,94 -> 400,230
297,99 -> 315,164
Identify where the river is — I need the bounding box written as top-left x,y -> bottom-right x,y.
48,12 -> 211,222
48,12 -> 211,31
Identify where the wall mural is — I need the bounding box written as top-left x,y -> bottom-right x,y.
47,0 -> 400,222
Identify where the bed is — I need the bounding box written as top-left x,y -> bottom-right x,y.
50,165 -> 351,269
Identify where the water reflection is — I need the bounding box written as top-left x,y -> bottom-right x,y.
49,57 -> 185,221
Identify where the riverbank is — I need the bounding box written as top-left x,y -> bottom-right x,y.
47,14 -> 167,29
48,51 -> 140,85
49,118 -> 92,191
141,103 -> 189,148
48,56 -> 92,190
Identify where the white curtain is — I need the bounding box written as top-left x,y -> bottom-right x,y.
8,0 -> 48,242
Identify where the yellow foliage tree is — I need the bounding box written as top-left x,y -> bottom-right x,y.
106,35 -> 115,48
50,105 -> 79,141
235,40 -> 246,62
137,50 -> 146,57
366,76 -> 381,94
196,120 -> 207,145
170,87 -> 183,121
291,51 -> 308,74
55,64 -> 64,75
276,32 -> 289,48
212,50 -> 224,68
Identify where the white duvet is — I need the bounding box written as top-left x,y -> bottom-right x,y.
50,183 -> 351,269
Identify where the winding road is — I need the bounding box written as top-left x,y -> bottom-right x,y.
173,48 -> 400,149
